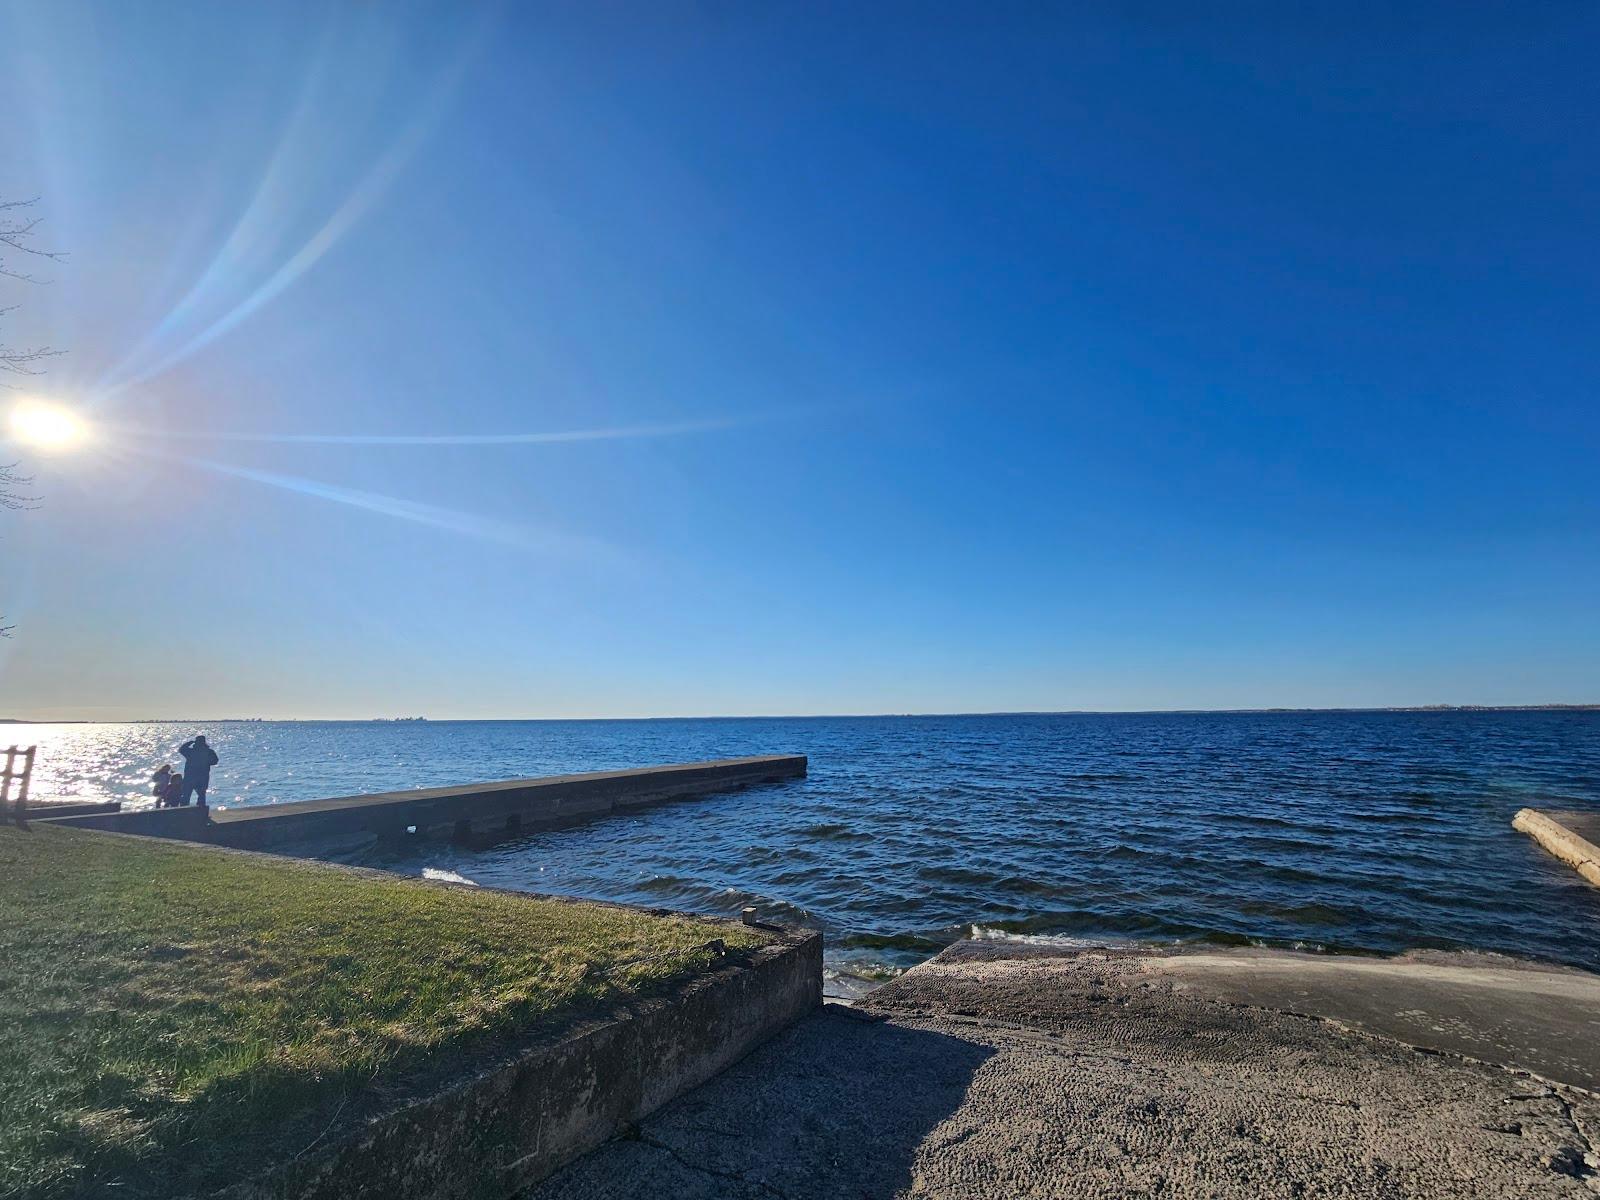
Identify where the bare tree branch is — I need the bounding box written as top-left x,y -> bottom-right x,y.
0,197 -> 64,381
0,464 -> 35,510
0,462 -> 32,633
0,345 -> 64,377
1,197 -> 64,635
0,198 -> 66,283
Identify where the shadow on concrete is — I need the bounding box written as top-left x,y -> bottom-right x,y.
528,1007 -> 995,1200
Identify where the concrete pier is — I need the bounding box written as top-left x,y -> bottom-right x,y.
40,755 -> 806,850
1515,807 -> 1600,888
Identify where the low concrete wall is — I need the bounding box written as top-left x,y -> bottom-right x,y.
21,799 -> 121,819
216,925 -> 823,1200
1514,806 -> 1600,887
43,756 -> 806,850
41,802 -> 212,840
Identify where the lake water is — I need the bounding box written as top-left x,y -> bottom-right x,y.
15,712 -> 1600,981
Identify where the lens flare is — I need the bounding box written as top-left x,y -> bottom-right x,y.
9,401 -> 91,452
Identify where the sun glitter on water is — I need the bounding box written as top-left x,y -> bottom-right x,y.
8,400 -> 92,452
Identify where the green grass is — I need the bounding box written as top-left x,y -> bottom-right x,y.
0,823 -> 767,1199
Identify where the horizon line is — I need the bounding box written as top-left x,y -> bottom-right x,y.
4,702 -> 1597,724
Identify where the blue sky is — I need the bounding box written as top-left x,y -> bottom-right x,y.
1,2 -> 1596,719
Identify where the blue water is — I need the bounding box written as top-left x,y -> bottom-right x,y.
21,711 -> 1600,978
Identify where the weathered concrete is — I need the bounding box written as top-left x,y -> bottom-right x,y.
217,925 -> 822,1200
530,944 -> 1600,1199
1517,807 -> 1600,888
18,798 -> 121,819
1125,944 -> 1600,1092
38,801 -> 212,839
42,756 -> 806,850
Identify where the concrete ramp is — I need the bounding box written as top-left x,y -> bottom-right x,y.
531,943 -> 1600,1199
1132,945 -> 1600,1093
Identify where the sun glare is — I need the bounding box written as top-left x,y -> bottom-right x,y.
9,401 -> 91,452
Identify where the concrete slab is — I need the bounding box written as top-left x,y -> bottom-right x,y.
1516,807 -> 1600,888
529,944 -> 1600,1199
1550,811 -> 1600,844
1126,945 -> 1600,1092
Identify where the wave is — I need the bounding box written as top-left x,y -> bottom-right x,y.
421,867 -> 477,887
823,961 -> 906,984
800,822 -> 871,841
966,925 -> 1119,949
835,930 -> 947,954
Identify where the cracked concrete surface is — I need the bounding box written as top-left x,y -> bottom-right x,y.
526,944 -> 1600,1199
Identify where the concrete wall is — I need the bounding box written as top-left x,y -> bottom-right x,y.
46,803 -> 212,840
20,799 -> 121,820
44,756 -> 806,850
216,926 -> 823,1200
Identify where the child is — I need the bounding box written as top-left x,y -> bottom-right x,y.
151,764 -> 183,807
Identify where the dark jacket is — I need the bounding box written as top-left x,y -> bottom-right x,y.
179,739 -> 219,785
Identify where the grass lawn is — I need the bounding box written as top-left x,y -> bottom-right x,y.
0,823 -> 768,1199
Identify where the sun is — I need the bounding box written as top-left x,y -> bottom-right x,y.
8,401 -> 92,452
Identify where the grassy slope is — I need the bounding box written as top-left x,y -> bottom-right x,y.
0,824 -> 765,1199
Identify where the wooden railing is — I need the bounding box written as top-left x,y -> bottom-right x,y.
2,745 -> 35,826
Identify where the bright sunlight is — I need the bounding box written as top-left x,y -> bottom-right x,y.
7,401 -> 91,452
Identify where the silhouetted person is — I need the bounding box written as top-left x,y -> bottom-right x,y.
178,735 -> 218,808
151,763 -> 183,807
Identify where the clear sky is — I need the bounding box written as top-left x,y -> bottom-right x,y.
1,2 -> 1596,720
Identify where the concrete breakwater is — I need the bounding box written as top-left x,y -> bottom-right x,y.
1516,807 -> 1600,888
42,755 -> 806,850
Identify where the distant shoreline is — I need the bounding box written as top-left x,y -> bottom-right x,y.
3,704 -> 1597,724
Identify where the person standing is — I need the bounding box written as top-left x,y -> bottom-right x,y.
178,735 -> 219,808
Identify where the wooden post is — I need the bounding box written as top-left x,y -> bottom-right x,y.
1,745 -> 35,826
16,746 -> 32,825
1,746 -> 14,824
